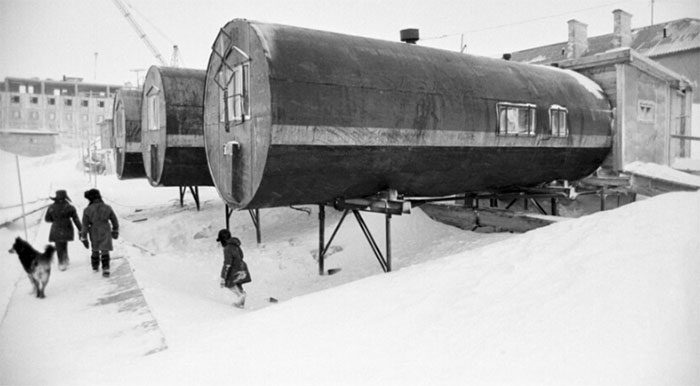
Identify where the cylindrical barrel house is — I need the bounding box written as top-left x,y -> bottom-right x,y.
204,20 -> 613,210
113,89 -> 146,179
141,66 -> 213,187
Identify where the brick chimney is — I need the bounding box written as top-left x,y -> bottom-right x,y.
567,19 -> 588,59
613,9 -> 632,47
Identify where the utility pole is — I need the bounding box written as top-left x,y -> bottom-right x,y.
94,52 -> 98,80
130,69 -> 145,88
651,0 -> 655,25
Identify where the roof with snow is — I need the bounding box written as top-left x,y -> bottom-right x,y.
511,18 -> 700,64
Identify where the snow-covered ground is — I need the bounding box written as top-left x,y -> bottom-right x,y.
1,148 -> 699,385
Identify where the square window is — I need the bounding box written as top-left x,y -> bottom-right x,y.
65,113 -> 73,121
497,102 -> 536,136
12,110 -> 21,119
30,96 -> 38,104
48,98 -> 56,105
98,100 -> 105,108
638,101 -> 655,122
549,106 -> 568,137
11,95 -> 20,104
48,112 -> 56,121
30,111 -> 39,120
64,99 -> 73,106
81,114 -> 89,122
97,115 -> 104,123
81,100 -> 89,107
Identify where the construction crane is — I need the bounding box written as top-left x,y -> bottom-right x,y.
110,0 -> 169,66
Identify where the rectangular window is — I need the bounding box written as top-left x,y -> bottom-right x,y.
147,94 -> 159,130
219,63 -> 250,124
48,97 -> 56,105
98,100 -> 105,108
81,99 -> 89,107
48,112 -> 56,121
549,105 -> 568,137
81,114 -> 89,122
64,98 -> 73,107
19,85 -> 26,94
30,111 -> 39,120
12,110 -> 21,119
638,101 -> 655,122
11,95 -> 20,104
497,102 -> 536,136
30,96 -> 38,104
65,113 -> 73,121
28,85 -> 35,94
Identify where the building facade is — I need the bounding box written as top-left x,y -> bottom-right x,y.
510,10 -> 698,164
0,76 -> 124,145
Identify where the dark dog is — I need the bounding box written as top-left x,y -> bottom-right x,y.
8,237 -> 55,298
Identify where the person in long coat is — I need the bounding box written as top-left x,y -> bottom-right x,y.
217,229 -> 251,308
44,190 -> 82,271
79,189 -> 119,277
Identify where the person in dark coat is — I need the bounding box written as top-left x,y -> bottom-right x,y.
79,189 -> 119,277
44,190 -> 82,271
217,229 -> 251,308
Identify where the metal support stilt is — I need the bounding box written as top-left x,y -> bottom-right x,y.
248,209 -> 261,244
189,186 -> 200,211
550,197 -> 558,216
318,205 -> 325,275
352,210 -> 388,273
600,187 -> 606,211
385,213 -> 392,272
178,186 -> 186,207
225,204 -> 233,231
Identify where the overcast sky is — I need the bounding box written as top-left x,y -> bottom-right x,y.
0,0 -> 698,86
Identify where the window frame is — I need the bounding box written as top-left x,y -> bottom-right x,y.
219,62 -> 250,125
549,105 -> 569,137
146,86 -> 160,131
496,102 -> 537,136
638,100 -> 655,123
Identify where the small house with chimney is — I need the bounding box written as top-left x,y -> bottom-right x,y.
510,10 -> 697,170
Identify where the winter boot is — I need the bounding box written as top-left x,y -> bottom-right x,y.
91,251 -> 100,272
101,252 -> 110,277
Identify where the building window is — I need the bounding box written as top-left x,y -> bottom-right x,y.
64,99 -> 73,107
219,62 -> 250,124
81,114 -> 89,122
12,110 -> 21,119
65,113 -> 73,121
48,112 -> 56,121
11,95 -> 20,104
19,85 -> 26,93
147,93 -> 159,130
638,101 -> 655,122
30,111 -> 39,120
30,96 -> 38,104
81,99 -> 89,107
549,105 -> 568,137
98,100 -> 105,108
497,102 -> 536,136
48,97 -> 56,105
97,115 -> 104,123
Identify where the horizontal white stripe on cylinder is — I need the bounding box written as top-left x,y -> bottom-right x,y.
126,142 -> 141,152
166,134 -> 205,147
271,125 -> 611,148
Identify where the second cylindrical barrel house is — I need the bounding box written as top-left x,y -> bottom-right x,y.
113,88 -> 146,179
141,66 -> 213,187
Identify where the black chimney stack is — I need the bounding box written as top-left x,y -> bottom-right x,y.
400,29 -> 419,44
502,53 -> 512,60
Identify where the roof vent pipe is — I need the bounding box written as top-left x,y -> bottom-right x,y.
400,29 -> 419,44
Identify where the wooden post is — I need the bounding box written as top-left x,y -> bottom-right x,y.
318,205 -> 325,276
15,155 -> 28,240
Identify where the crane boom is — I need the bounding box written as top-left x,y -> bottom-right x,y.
110,0 -> 167,66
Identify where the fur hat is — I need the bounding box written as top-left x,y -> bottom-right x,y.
216,229 -> 231,242
50,190 -> 70,202
84,188 -> 102,202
